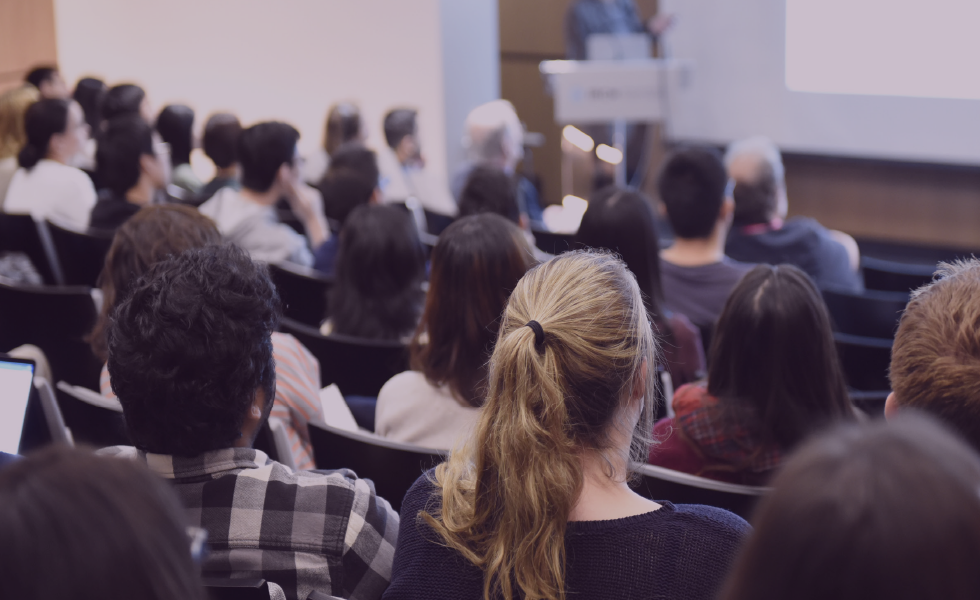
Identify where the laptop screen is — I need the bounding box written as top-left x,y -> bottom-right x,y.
0,357 -> 35,455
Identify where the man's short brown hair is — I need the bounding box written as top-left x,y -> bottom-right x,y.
890,260 -> 980,450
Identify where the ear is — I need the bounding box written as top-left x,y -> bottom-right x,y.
884,391 -> 899,419
276,162 -> 292,186
370,187 -> 382,205
633,357 -> 649,402
138,153 -> 155,175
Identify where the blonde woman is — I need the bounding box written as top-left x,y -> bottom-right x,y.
383,251 -> 749,600
0,85 -> 40,209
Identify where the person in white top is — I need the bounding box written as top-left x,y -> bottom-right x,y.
199,121 -> 328,267
4,98 -> 96,229
375,213 -> 537,449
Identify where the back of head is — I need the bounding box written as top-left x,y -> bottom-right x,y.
202,113 -> 241,170
327,142 -> 379,187
24,66 -> 58,90
458,165 -> 521,225
18,98 -> 69,169
721,413 -> 980,600
574,187 -> 664,318
463,99 -> 523,164
724,136 -> 783,226
91,204 -> 221,360
97,114 -> 155,196
657,146 -> 727,239
329,204 -> 426,340
319,166 -> 377,226
0,85 -> 39,160
102,84 -> 146,122
707,264 -> 852,450
73,77 -> 107,133
324,103 -> 362,156
383,108 -> 417,149
0,445 -> 206,600
890,260 -> 980,451
238,121 -> 299,193
412,213 -> 536,406
428,250 -> 657,600
155,104 -> 195,167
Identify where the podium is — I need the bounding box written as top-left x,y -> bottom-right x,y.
540,59 -> 691,187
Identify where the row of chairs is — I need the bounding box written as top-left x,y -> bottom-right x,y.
0,213 -> 112,287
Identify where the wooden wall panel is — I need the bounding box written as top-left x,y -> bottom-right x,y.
0,0 -> 58,94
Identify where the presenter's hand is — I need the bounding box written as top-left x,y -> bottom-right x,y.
647,13 -> 675,36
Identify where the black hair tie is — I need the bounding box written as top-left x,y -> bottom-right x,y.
525,320 -> 545,350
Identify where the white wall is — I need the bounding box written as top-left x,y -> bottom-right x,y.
53,0 -> 500,185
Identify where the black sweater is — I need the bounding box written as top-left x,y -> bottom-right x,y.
382,473 -> 750,600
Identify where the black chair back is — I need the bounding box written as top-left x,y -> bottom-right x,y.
308,421 -> 446,512
531,228 -> 574,256
423,209 -> 454,236
633,464 -> 769,521
268,263 -> 333,327
46,219 -> 113,287
835,332 -> 892,392
203,578 -> 271,600
278,317 -> 408,397
861,255 -> 936,293
54,382 -> 130,449
850,389 -> 889,418
822,288 -> 908,339
0,213 -> 62,284
0,278 -> 102,389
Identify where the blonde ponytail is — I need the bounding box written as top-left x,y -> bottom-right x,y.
423,251 -> 657,600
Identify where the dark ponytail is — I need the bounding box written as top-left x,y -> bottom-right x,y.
18,98 -> 70,170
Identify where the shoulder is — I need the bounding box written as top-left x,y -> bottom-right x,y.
379,370 -> 438,401
668,503 -> 752,539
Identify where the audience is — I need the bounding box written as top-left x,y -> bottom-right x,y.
385,251 -> 749,600
575,187 -> 705,387
197,112 -> 241,203
0,85 -> 39,209
0,446 -> 207,600
4,98 -> 96,229
314,156 -> 381,276
199,121 -> 328,266
650,264 -> 855,484
101,83 -> 151,123
24,65 -> 70,100
658,147 -> 753,331
304,102 -> 364,184
102,243 -> 397,600
721,413 -> 980,600
89,115 -> 167,230
723,136 -> 861,292
378,107 -> 455,215
92,205 -> 325,470
376,213 -> 536,448
321,204 -> 426,341
72,77 -> 107,134
155,104 -> 202,194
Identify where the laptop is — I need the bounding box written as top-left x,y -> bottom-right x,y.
0,356 -> 36,455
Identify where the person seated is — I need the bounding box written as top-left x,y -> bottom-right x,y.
69,77 -> 106,171
155,104 -> 202,194
101,83 -> 152,123
197,112 -> 241,204
24,65 -> 70,100
658,147 -> 753,331
321,204 -> 425,341
886,259 -> 980,452
199,121 -> 328,267
304,102 -> 364,185
453,100 -> 543,224
101,243 -> 398,600
4,98 -> 96,229
314,155 -> 381,276
385,251 -> 749,600
650,264 -> 856,485
377,107 -> 455,216
721,413 -> 980,600
0,446 -> 208,600
376,214 -> 536,448
92,205 -> 325,470
0,85 -> 39,209
723,136 -> 861,292
575,187 -> 705,388
89,115 -> 168,231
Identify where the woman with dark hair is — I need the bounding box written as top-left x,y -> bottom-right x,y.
649,264 -> 855,484
92,205 -> 326,470
304,103 -> 363,184
73,77 -> 107,134
721,413 -> 980,600
101,83 -> 150,123
4,98 -> 96,229
375,213 -> 536,448
321,203 -> 426,341
155,104 -> 202,193
0,445 -> 207,600
574,186 -> 705,388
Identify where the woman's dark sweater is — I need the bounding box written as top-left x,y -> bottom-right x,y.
382,472 -> 750,600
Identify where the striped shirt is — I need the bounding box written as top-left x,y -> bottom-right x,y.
101,332 -> 323,470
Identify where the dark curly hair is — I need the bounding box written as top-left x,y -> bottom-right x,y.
107,244 -> 281,456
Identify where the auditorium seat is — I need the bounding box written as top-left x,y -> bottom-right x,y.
861,255 -> 936,294
54,381 -> 130,448
633,464 -> 769,520
0,213 -> 63,285
531,228 -> 574,255
423,208 -> 454,236
46,218 -> 114,287
822,288 -> 908,339
307,421 -> 446,512
834,332 -> 892,392
203,578 -> 274,600
268,262 -> 333,327
278,317 -> 409,397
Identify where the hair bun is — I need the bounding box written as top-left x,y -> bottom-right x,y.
18,143 -> 41,169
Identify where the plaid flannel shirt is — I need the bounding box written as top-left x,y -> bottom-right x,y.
99,446 -> 398,600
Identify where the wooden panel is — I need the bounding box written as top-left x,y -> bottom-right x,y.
498,0 -> 569,56
0,0 -> 58,94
